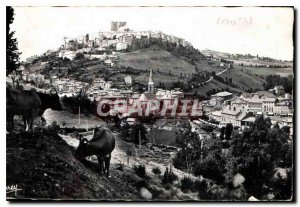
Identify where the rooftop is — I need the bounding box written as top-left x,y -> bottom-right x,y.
139,92 -> 156,101
256,91 -> 276,98
212,91 -> 233,97
242,117 -> 256,123
241,92 -> 252,99
275,85 -> 284,89
232,97 -> 247,104
221,105 -> 243,116
211,110 -> 222,117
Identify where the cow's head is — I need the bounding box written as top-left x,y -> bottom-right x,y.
49,89 -> 62,111
75,135 -> 89,159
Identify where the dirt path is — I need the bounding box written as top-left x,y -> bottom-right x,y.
203,64 -> 231,84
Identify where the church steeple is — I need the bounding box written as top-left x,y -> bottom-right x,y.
148,69 -> 154,93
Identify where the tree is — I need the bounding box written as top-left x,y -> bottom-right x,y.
7,6 -> 21,75
220,127 -> 225,140
131,122 -> 147,145
194,148 -> 226,184
281,126 -> 290,134
103,69 -> 111,82
74,52 -> 85,60
172,115 -> 292,200
173,121 -> 202,171
62,121 -> 66,128
225,123 -> 233,140
225,115 -> 291,199
63,57 -> 70,63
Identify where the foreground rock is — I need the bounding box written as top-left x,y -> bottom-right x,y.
140,187 -> 152,200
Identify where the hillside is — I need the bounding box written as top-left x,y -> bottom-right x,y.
7,130 -> 139,200
116,47 -> 196,88
236,65 -> 293,78
25,43 -> 293,95
100,45 -> 291,91
218,67 -> 265,91
115,46 -> 228,90
192,79 -> 243,96
6,123 -> 199,200
117,47 -> 196,77
115,46 -> 274,93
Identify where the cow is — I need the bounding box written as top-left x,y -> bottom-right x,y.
7,87 -> 41,131
75,127 -> 116,178
36,89 -> 62,116
6,86 -> 62,131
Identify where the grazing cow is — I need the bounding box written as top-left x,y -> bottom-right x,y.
36,89 -> 62,116
7,87 -> 41,131
75,127 -> 116,178
6,87 -> 62,131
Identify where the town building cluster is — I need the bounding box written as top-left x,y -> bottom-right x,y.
205,88 -> 293,135
85,69 -> 184,102
51,77 -> 89,97
86,69 -> 201,117
11,62 -> 293,136
15,22 -> 294,137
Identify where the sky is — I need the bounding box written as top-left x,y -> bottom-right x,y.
11,6 -> 294,61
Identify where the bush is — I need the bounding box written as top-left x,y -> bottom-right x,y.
116,163 -> 124,171
162,166 -> 178,185
148,185 -> 164,199
133,164 -> 147,178
134,179 -> 149,190
194,179 -> 213,199
74,52 -> 85,60
201,124 -> 215,132
193,154 -> 225,184
180,177 -> 194,193
48,121 -> 60,132
152,167 -> 162,175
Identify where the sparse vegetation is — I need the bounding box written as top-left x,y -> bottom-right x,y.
116,163 -> 124,171
264,74 -> 293,94
201,124 -> 215,133
133,164 -> 147,178
162,166 -> 178,185
152,167 -> 162,175
74,52 -> 85,60
173,116 -> 293,200
49,120 -> 60,132
180,177 -> 194,193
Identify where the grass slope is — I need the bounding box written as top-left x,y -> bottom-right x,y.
7,130 -> 140,200
193,79 -> 243,96
117,47 -> 196,77
237,66 -> 293,77
116,47 -> 270,92
219,67 -> 265,91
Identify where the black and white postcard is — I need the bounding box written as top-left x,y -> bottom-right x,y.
6,5 -> 294,201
